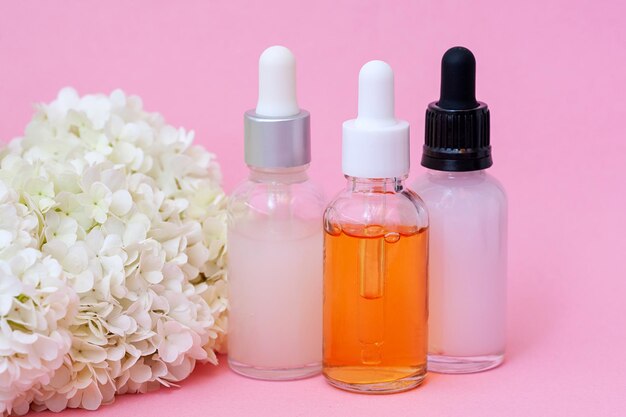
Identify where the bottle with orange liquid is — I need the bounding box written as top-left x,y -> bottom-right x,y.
323,60 -> 429,393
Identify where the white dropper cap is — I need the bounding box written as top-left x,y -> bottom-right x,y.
342,60 -> 410,178
244,46 -> 310,168
256,45 -> 300,117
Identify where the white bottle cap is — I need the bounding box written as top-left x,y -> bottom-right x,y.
256,45 -> 300,117
342,60 -> 410,178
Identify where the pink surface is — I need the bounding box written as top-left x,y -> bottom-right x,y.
0,0 -> 625,416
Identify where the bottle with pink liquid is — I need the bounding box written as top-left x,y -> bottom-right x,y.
413,46 -> 507,373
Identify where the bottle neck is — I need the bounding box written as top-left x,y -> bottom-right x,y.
345,175 -> 407,193
248,164 -> 310,184
426,169 -> 486,180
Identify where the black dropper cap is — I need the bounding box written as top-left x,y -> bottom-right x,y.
421,46 -> 492,172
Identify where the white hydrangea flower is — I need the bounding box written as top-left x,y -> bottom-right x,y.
0,88 -> 228,416
0,181 -> 77,416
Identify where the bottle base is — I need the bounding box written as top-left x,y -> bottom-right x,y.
323,366 -> 426,394
228,358 -> 321,381
427,353 -> 504,374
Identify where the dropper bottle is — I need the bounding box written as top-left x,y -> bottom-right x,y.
227,46 -> 324,380
322,61 -> 429,393
413,46 -> 507,373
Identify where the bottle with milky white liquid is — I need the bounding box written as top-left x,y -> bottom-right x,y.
413,46 -> 508,373
227,46 -> 324,380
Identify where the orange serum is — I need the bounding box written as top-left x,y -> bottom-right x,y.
322,61 -> 429,393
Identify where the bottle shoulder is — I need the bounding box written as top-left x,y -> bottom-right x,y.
229,177 -> 325,209
413,171 -> 507,211
325,186 -> 428,230
228,176 -> 324,241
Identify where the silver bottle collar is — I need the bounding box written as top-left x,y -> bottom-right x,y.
244,110 -> 311,168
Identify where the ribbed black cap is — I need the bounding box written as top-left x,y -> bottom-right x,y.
422,46 -> 492,172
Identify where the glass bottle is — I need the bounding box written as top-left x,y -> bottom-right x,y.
227,46 -> 324,380
322,60 -> 429,393
414,46 -> 508,373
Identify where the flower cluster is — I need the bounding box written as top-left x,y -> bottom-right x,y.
0,181 -> 77,415
0,88 -> 228,415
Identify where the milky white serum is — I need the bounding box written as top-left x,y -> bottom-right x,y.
227,46 -> 324,380
413,47 -> 507,373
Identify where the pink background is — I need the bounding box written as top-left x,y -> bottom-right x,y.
1,0 -> 625,416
